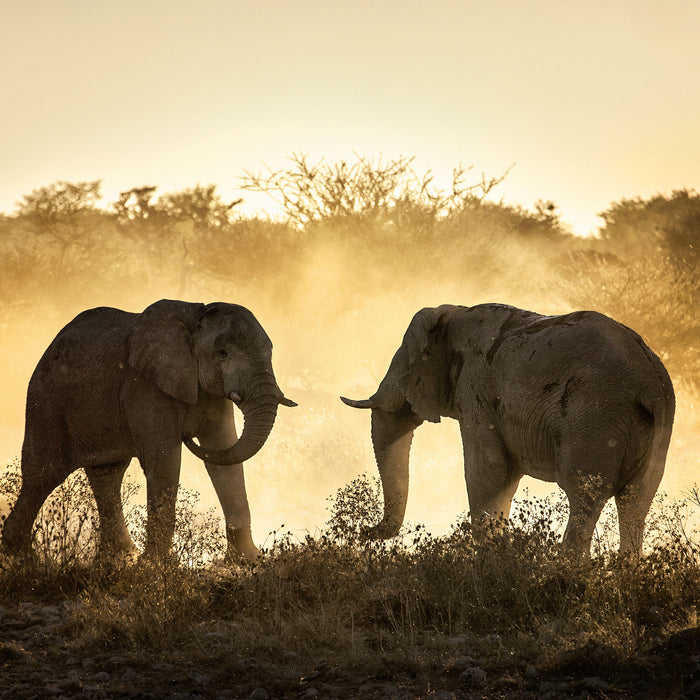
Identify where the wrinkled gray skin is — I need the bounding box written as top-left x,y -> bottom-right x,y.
3,300 -> 295,563
342,304 -> 675,556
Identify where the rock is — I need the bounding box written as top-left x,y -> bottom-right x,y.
151,662 -> 175,672
8,683 -> 32,694
188,671 -> 211,686
93,671 -> 110,683
540,680 -> 569,693
583,676 -> 609,691
460,667 -> 487,687
40,605 -> 61,618
450,655 -> 475,670
249,688 -> 269,699
58,674 -> 82,693
122,668 -> 138,683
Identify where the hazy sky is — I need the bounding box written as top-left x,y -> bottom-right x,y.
2,0 -> 699,234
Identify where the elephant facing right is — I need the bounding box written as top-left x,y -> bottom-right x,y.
342,303 -> 675,556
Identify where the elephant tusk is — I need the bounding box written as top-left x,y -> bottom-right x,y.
340,396 -> 375,409
183,436 -> 209,459
279,395 -> 298,407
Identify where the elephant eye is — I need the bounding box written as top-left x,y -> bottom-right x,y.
216,348 -> 229,359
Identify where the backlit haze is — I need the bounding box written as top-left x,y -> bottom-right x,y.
1,1 -> 699,545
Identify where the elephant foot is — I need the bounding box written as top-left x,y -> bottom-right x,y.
225,526 -> 261,565
362,520 -> 402,541
137,547 -> 181,570
97,540 -> 139,565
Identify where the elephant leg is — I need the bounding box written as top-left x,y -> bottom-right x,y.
197,401 -> 259,563
558,438 -> 618,556
615,459 -> 664,555
561,490 -> 608,557
205,461 -> 259,563
3,405 -> 74,554
3,462 -> 74,555
559,467 -> 614,557
85,461 -> 137,559
460,422 -> 519,526
139,445 -> 183,561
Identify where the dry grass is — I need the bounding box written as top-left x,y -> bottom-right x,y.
0,467 -> 698,690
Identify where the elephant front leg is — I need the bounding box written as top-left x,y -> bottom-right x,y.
205,461 -> 260,564
141,446 -> 183,562
195,401 -> 260,564
460,422 -> 519,527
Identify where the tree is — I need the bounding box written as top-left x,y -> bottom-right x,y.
597,189 -> 700,265
17,180 -> 103,239
157,184 -> 241,231
114,186 -> 158,226
240,153 -> 510,230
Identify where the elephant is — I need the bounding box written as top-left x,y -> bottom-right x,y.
2,299 -> 296,563
341,304 -> 675,556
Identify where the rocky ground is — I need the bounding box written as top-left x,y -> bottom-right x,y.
1,600 -> 699,699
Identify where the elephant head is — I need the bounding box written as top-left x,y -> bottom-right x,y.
341,306 -> 458,537
129,300 -> 296,466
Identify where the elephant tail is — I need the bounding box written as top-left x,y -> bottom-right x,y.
634,373 -> 675,494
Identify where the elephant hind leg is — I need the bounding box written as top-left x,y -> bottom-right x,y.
560,468 -> 615,557
615,461 -> 664,555
2,464 -> 74,554
85,461 -> 137,559
561,493 -> 607,557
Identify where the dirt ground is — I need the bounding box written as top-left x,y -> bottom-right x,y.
1,599 -> 699,699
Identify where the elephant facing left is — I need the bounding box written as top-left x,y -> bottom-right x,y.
2,299 -> 296,563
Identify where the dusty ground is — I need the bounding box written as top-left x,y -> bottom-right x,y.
1,600 -> 699,699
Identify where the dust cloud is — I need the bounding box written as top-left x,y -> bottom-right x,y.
1,200 -> 698,548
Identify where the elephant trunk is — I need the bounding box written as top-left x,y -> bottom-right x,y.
365,408 -> 418,539
184,375 -> 288,466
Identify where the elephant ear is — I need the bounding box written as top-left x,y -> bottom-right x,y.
128,300 -> 204,405
397,306 -> 455,423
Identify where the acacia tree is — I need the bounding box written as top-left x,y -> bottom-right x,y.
157,184 -> 241,231
18,180 -> 103,231
17,180 -> 106,263
240,153 -> 511,231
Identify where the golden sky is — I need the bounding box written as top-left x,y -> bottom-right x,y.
2,0 -> 699,235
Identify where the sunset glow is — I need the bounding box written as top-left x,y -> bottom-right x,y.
2,1 -> 698,233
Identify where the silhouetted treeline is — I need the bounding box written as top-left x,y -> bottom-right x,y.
1,156 -> 698,387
